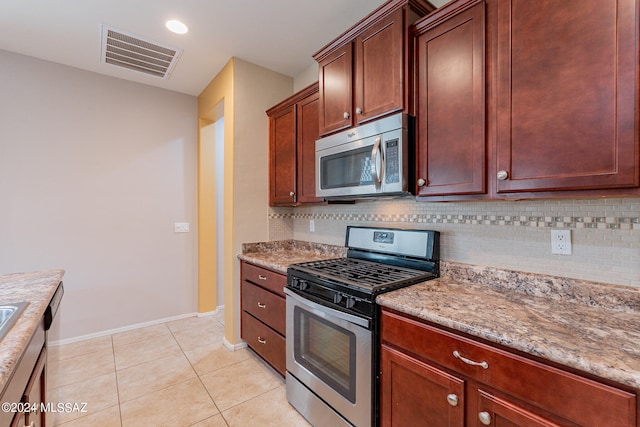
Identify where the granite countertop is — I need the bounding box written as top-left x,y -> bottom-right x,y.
0,270 -> 64,394
238,240 -> 346,274
377,261 -> 640,391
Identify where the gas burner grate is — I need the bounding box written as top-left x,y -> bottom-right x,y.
293,258 -> 431,288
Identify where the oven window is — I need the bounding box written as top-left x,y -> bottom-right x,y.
293,306 -> 357,403
320,146 -> 373,189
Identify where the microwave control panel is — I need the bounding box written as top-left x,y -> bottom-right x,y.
385,139 -> 400,183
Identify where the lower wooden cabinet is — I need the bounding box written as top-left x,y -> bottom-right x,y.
381,345 -> 464,426
240,261 -> 286,376
380,308 -> 638,427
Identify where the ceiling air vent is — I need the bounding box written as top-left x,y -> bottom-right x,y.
101,25 -> 182,79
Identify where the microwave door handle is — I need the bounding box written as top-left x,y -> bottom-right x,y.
371,136 -> 384,185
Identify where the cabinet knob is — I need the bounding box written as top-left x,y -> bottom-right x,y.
289,191 -> 295,197
478,411 -> 492,425
257,302 -> 266,309
343,112 -> 350,119
417,178 -> 426,187
257,337 -> 267,344
258,275 -> 267,281
356,107 -> 363,115
446,394 -> 459,407
497,170 -> 509,181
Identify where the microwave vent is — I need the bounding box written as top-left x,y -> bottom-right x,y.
101,25 -> 182,79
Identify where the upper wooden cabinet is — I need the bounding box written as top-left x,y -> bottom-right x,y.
494,0 -> 639,194
414,0 -> 486,197
414,0 -> 640,200
314,0 -> 435,136
267,83 -> 323,206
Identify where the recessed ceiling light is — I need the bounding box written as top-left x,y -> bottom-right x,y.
166,20 -> 188,35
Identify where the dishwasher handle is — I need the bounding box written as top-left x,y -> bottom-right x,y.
44,282 -> 64,331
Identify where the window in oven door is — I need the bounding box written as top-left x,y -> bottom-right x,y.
293,307 -> 357,402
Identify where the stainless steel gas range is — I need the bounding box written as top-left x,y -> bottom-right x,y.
285,226 -> 440,426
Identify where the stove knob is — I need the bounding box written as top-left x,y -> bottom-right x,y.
333,293 -> 343,304
299,280 -> 309,291
346,297 -> 356,309
290,277 -> 299,289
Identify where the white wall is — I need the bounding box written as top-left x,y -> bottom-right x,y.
230,58 -> 293,344
0,50 -> 198,341
293,62 -> 318,92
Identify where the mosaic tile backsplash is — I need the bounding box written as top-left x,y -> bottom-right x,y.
269,197 -> 640,287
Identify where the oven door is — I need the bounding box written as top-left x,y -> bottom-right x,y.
285,288 -> 372,427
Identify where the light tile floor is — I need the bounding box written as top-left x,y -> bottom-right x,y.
46,311 -> 311,427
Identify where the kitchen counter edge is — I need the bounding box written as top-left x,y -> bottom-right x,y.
377,263 -> 640,391
0,270 -> 65,395
238,240 -> 347,274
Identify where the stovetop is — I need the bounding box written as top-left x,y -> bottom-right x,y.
286,226 -> 440,318
289,257 -> 434,290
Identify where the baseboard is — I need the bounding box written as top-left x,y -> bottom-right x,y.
197,305 -> 224,317
49,312 -> 198,347
224,337 -> 247,351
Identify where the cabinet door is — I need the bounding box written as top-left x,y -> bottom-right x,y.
495,0 -> 639,193
415,1 -> 486,197
296,91 -> 323,204
241,311 -> 286,376
318,43 -> 353,135
381,345 -> 465,427
354,9 -> 404,125
476,389 -> 563,427
269,105 -> 296,205
241,280 -> 286,336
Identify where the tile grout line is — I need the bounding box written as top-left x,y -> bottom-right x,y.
167,323 -> 229,427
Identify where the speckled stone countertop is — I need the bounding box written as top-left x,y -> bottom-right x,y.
0,270 -> 64,394
377,261 -> 640,390
238,240 -> 347,274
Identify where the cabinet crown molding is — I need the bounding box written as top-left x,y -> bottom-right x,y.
313,0 -> 435,62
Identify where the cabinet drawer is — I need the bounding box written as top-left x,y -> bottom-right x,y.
241,311 -> 286,377
241,280 -> 286,336
241,262 -> 286,298
381,309 -> 636,427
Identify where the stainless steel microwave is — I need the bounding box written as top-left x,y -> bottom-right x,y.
316,113 -> 413,200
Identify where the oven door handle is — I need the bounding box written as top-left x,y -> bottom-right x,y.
284,288 -> 370,329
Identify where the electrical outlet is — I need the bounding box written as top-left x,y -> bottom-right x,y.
551,229 -> 571,255
309,219 -> 315,233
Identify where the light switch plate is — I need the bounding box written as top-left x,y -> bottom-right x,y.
174,222 -> 190,233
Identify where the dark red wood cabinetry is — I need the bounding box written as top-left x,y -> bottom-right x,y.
414,0 -> 640,200
315,0 -> 435,136
414,1 -> 486,197
380,308 -> 638,427
267,83 -> 322,206
494,0 -> 639,195
240,261 -> 287,376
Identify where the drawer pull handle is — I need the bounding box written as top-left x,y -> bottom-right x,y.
258,275 -> 267,280
446,394 -> 458,407
453,350 -> 488,369
478,411 -> 491,425
257,337 -> 266,344
257,302 -> 266,309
